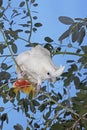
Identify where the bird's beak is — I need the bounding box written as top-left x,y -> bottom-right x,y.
55,65 -> 65,77
49,65 -> 65,82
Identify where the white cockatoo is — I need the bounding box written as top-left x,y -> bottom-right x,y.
16,45 -> 65,91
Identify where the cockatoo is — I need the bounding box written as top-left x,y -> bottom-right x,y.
15,45 -> 65,92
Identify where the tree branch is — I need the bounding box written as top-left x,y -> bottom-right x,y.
55,51 -> 87,57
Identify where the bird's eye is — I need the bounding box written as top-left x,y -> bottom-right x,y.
47,72 -> 50,75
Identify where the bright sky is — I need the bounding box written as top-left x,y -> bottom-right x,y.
1,0 -> 87,130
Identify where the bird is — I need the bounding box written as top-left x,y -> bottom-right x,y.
15,45 -> 65,92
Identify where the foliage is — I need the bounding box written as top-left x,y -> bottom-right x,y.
0,0 -> 87,130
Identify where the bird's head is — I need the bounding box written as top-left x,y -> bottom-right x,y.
42,65 -> 65,83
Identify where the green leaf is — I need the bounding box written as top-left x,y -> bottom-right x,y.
44,37 -> 53,42
0,0 -> 3,7
33,3 -> 38,7
71,64 -> 78,71
58,29 -> 70,41
44,43 -> 54,54
33,16 -> 37,20
26,127 -> 30,130
34,123 -> 40,129
75,18 -> 83,21
0,71 -> 11,80
0,44 -> 4,54
72,29 -> 79,42
30,102 -> 36,113
51,122 -> 65,130
0,12 -> 3,18
34,22 -> 42,27
11,44 -> 17,53
77,27 -> 85,44
0,107 -> 4,112
1,63 -> 8,70
81,46 -> 87,54
26,43 -> 39,47
19,24 -> 29,27
74,76 -> 80,88
38,104 -> 46,112
19,1 -> 25,7
67,60 -> 75,63
32,100 -> 40,106
14,124 -> 23,130
1,113 -> 8,123
59,16 -> 74,25
38,95 -> 47,101
31,0 -> 35,3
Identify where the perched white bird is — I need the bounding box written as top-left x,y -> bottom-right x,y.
16,45 -> 65,91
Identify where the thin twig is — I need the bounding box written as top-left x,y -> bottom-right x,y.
25,0 -> 33,43
0,29 -> 22,73
0,54 -> 17,57
55,51 -> 87,57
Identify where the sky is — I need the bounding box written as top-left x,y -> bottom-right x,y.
1,0 -> 87,130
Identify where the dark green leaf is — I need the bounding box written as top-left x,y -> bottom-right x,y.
58,29 -> 70,41
30,102 -> 36,113
38,95 -> 47,101
81,46 -> 87,54
33,27 -> 37,32
0,44 -> 4,54
34,123 -> 40,128
72,29 -> 79,42
19,24 -> 29,27
33,3 -> 38,7
11,44 -> 17,53
33,16 -> 37,20
32,100 -> 40,106
31,0 -> 35,3
68,43 -> 72,48
16,29 -> 23,32
25,30 -> 30,33
0,71 -> 11,80
59,16 -> 74,25
77,27 -> 85,44
26,127 -> 30,130
67,60 -> 75,63
19,1 -> 25,7
0,107 -> 4,112
25,43 -> 39,47
64,75 -> 74,86
1,113 -> 8,123
44,43 -> 54,54
0,12 -> 3,18
58,93 -> 62,99
75,18 -> 83,21
0,0 -> 3,7
71,64 -> 78,71
1,63 -> 8,70
38,104 -> 46,112
51,122 -> 65,130
14,124 -> 23,130
74,76 -> 80,88
45,111 -> 50,119
44,37 -> 53,42
34,23 -> 42,27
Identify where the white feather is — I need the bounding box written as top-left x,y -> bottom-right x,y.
16,45 -> 65,86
